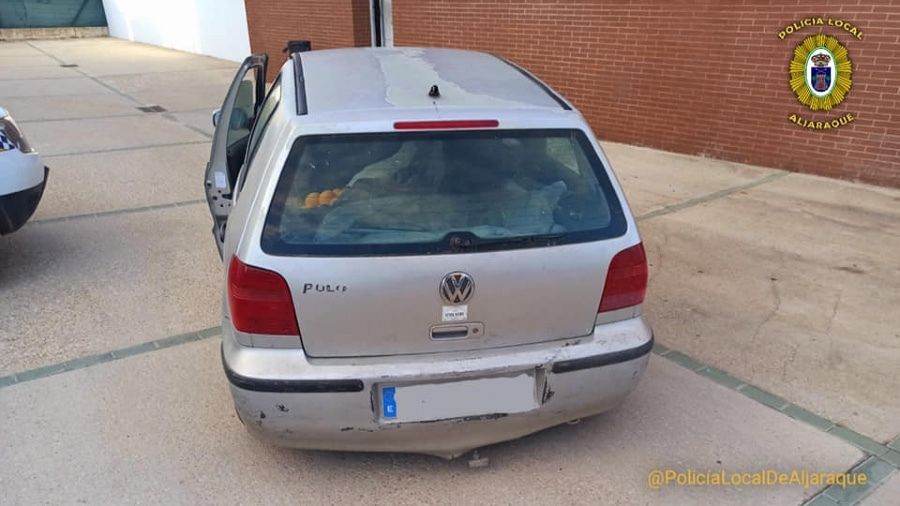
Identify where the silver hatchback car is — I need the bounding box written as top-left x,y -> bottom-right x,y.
205,47 -> 652,458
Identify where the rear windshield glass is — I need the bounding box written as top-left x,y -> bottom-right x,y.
261,129 -> 626,256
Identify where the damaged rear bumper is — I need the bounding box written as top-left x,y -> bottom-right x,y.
222,317 -> 652,458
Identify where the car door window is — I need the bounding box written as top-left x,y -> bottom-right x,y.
225,70 -> 259,187
227,72 -> 257,144
243,76 -> 282,173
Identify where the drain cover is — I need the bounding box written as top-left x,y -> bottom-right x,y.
60,64 -> 78,68
137,105 -> 167,113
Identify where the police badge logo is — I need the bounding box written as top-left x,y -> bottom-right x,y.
789,34 -> 852,111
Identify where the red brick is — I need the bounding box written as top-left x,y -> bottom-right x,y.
244,0 -> 371,80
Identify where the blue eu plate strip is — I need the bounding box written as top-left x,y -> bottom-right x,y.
382,386 -> 397,419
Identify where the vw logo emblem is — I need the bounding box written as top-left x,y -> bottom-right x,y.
440,272 -> 474,305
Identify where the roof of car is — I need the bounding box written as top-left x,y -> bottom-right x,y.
296,47 -> 569,115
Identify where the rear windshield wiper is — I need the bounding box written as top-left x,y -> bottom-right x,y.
447,232 -> 565,252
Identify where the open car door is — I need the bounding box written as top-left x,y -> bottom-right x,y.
205,53 -> 268,258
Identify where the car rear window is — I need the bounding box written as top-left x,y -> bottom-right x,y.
261,129 -> 626,256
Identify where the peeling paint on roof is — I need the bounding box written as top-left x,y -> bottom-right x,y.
300,47 -> 563,114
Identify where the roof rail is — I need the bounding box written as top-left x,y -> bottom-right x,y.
492,55 -> 571,111
285,40 -> 311,115
291,53 -> 308,115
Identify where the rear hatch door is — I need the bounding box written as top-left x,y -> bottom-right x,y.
258,127 -> 629,357
273,242 -> 615,357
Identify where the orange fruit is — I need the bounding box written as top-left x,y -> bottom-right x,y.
318,190 -> 335,206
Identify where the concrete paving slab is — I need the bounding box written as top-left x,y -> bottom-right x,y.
861,471 -> 900,505
0,206 -> 221,376
0,341 -> 861,505
0,42 -> 43,56
603,141 -> 776,217
0,75 -> 113,98
81,54 -> 237,77
96,66 -> 237,90
105,84 -> 232,113
32,142 -> 210,220
28,114 -> 208,156
4,93 -> 141,122
0,53 -> 60,68
642,172 -> 900,441
97,68 -> 236,112
0,64 -> 82,80
165,110 -> 215,138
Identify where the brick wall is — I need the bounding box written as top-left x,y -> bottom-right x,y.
244,0 -> 370,80
244,0 -> 900,186
394,0 -> 900,186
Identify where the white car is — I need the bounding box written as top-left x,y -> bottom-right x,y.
0,107 -> 47,235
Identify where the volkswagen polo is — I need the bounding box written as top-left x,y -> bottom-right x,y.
205,47 -> 652,458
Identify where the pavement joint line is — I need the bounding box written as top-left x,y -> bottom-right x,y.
827,426 -> 890,457
17,112 -> 146,124
650,343 -> 900,470
0,326 -> 221,390
635,171 -> 789,222
27,199 -> 206,226
0,66 -> 237,82
802,455 -> 898,506
888,434 -> 900,451
17,108 -> 215,124
43,139 -> 210,159
16,106 -> 220,125
22,42 -> 67,65
162,112 -> 213,139
92,67 -> 238,79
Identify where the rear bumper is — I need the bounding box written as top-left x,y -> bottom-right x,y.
222,316 -> 652,458
0,166 -> 47,235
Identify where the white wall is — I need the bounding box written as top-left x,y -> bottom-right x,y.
101,0 -> 251,62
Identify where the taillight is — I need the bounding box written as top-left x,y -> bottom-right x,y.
228,256 -> 300,336
598,243 -> 648,313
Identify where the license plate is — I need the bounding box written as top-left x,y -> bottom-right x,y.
380,372 -> 538,423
